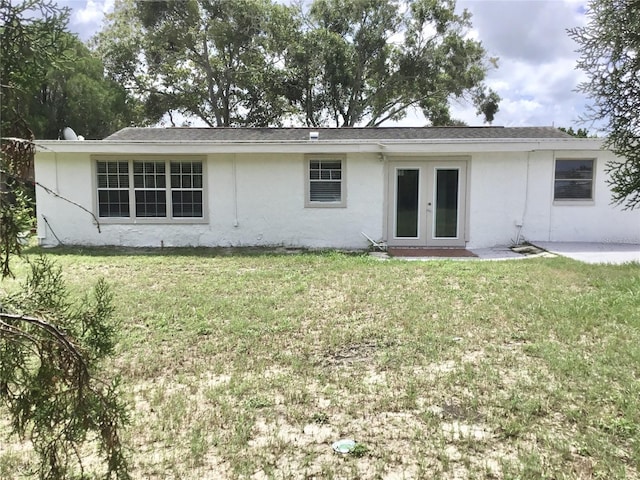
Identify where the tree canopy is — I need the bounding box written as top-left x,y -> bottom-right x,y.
1,0 -> 146,140
96,0 -> 296,127
569,0 -> 640,209
96,0 -> 500,127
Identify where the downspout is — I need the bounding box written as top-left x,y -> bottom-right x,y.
38,151 -> 61,244
378,144 -> 389,248
515,151 -> 531,245
53,151 -> 60,193
232,154 -> 239,227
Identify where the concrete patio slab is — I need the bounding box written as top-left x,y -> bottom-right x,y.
532,242 -> 640,264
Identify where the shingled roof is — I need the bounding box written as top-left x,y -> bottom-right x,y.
104,126 -> 573,142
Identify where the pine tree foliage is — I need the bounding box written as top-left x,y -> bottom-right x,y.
0,259 -> 130,480
1,2 -> 131,478
569,0 -> 640,209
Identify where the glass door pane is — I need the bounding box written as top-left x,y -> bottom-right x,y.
396,169 -> 419,237
434,169 -> 459,238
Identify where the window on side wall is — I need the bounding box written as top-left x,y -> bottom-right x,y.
305,156 -> 346,207
96,159 -> 205,220
554,159 -> 594,201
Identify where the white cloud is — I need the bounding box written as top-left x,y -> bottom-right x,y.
74,0 -> 102,24
65,0 -> 114,40
448,0 -> 594,128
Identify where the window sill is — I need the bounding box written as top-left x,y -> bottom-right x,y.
304,202 -> 347,209
553,200 -> 595,207
98,217 -> 209,225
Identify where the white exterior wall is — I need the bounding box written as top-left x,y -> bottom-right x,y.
35,152 -> 384,249
466,150 -> 640,248
35,145 -> 640,250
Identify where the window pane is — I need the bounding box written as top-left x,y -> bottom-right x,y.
321,161 -> 341,170
97,162 -> 107,174
310,182 -> 341,202
435,169 -> 459,238
172,190 -> 203,217
98,190 -> 130,217
556,160 -> 593,179
135,190 -> 167,217
396,169 -> 419,237
107,175 -> 118,188
555,180 -> 592,199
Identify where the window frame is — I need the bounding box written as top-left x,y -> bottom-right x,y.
93,156 -> 207,223
553,158 -> 596,205
304,154 -> 347,208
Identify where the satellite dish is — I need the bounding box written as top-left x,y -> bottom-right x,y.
62,127 -> 78,140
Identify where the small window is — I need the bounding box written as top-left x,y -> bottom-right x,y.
306,157 -> 345,207
554,159 -> 594,200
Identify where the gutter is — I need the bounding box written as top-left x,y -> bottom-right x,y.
34,137 -> 606,154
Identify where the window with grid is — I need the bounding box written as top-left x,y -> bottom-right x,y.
97,161 -> 130,217
96,159 -> 204,220
309,159 -> 343,203
134,161 -> 167,217
554,159 -> 594,200
171,162 -> 203,217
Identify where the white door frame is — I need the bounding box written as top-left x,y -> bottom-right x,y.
386,159 -> 468,247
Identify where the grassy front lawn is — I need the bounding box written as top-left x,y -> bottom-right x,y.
2,248 -> 639,479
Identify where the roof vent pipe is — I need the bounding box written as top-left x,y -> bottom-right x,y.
309,131 -> 319,141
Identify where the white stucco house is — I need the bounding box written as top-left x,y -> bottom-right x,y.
34,126 -> 640,250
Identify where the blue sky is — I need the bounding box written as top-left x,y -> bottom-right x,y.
62,0 -> 596,130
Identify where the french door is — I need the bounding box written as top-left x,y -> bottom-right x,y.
387,160 -> 467,247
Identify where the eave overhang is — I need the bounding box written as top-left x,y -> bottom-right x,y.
35,137 -> 606,155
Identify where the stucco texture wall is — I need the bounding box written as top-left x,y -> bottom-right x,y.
466,150 -> 640,248
35,152 -> 384,249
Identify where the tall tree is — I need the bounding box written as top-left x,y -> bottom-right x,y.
569,0 -> 640,209
96,0 -> 296,127
286,0 -> 500,127
97,0 -> 499,128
